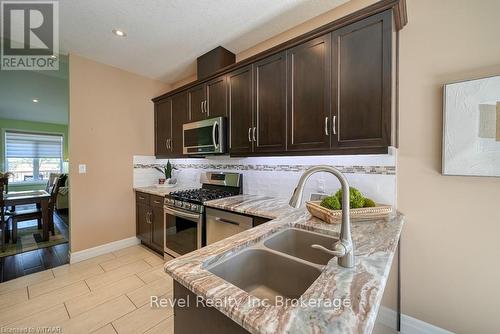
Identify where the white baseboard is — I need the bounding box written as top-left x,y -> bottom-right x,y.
377,306 -> 455,334
69,236 -> 140,263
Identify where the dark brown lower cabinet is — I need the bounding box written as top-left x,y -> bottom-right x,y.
136,194 -> 150,243
174,281 -> 250,334
135,192 -> 163,254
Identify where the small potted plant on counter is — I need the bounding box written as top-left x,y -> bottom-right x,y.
155,160 -> 178,187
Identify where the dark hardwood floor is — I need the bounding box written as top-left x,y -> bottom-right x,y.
0,210 -> 69,283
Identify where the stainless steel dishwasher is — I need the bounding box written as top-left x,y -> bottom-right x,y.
206,207 -> 253,245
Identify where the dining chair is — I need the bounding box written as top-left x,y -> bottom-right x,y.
0,178 -> 12,251
10,176 -> 61,243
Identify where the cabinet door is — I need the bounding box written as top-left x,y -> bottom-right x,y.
136,203 -> 151,244
171,92 -> 188,156
287,34 -> 331,152
188,84 -> 206,122
154,99 -> 172,157
332,11 -> 392,150
150,205 -> 164,253
206,76 -> 227,118
254,52 -> 287,153
228,65 -> 254,155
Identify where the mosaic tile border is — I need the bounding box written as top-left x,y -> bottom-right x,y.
133,163 -> 396,175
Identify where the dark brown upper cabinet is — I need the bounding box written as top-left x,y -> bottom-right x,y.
154,98 -> 172,157
206,76 -> 227,118
153,4 -> 402,158
253,52 -> 287,153
188,84 -> 206,122
188,76 -> 227,122
287,34 -> 331,152
228,65 -> 253,155
331,10 -> 392,151
171,92 -> 188,156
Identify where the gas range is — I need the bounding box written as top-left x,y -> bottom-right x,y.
163,171 -> 242,258
165,188 -> 235,213
164,172 -> 242,213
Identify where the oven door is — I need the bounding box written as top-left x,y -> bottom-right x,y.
164,206 -> 202,258
183,117 -> 226,155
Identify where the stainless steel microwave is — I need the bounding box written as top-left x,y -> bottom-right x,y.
183,117 -> 226,155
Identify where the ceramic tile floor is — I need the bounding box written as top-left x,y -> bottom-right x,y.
0,245 -> 174,334
0,244 -> 396,334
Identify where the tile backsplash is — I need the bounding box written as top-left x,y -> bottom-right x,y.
134,151 -> 398,206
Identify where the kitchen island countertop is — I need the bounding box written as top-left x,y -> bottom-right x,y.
165,194 -> 404,334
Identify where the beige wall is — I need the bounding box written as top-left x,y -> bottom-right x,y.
399,0 -> 500,332
69,54 -> 169,252
169,0 -> 500,332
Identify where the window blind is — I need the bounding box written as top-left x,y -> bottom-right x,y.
5,131 -> 63,159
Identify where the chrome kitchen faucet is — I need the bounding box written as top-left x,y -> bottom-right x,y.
289,165 -> 354,268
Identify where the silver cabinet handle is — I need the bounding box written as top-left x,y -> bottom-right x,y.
204,100 -> 208,115
252,127 -> 257,142
333,115 -> 337,135
325,117 -> 329,136
212,121 -> 219,149
200,101 -> 203,113
214,217 -> 240,226
164,206 -> 201,221
165,139 -> 169,149
248,127 -> 252,142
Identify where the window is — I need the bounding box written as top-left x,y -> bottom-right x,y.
5,131 -> 63,183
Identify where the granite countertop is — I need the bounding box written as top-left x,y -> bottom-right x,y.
204,194 -> 301,219
165,195 -> 404,334
134,184 -> 198,197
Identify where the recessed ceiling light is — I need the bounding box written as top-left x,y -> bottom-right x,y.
32,99 -> 39,103
112,29 -> 127,37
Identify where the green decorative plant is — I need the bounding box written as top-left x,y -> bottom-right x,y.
320,195 -> 341,210
320,187 -> 378,210
334,187 -> 366,209
363,198 -> 376,208
154,161 -> 178,183
164,160 -> 174,179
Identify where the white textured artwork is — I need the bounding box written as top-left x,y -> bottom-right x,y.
443,75 -> 500,176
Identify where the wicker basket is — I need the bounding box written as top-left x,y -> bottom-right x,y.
306,200 -> 393,224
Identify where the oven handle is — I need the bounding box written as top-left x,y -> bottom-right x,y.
212,121 -> 219,150
164,206 -> 201,221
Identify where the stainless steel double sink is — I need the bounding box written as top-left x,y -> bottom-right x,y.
207,228 -> 337,305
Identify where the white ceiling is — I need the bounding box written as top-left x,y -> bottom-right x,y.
59,0 -> 349,84
0,57 -> 69,125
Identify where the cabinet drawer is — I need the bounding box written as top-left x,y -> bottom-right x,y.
150,195 -> 164,208
136,192 -> 149,205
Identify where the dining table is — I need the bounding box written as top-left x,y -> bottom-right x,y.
2,190 -> 52,242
